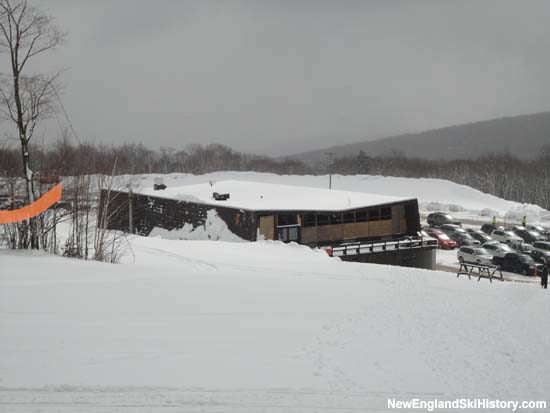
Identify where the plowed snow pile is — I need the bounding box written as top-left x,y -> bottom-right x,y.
1,236 -> 549,412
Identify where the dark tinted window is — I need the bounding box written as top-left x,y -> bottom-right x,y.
330,213 -> 342,225
278,214 -> 297,226
303,214 -> 316,227
381,207 -> 392,220
317,214 -> 329,226
355,210 -> 367,222
368,208 -> 380,221
343,212 -> 355,224
462,247 -> 473,254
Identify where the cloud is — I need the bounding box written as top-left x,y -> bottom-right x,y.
6,0 -> 550,155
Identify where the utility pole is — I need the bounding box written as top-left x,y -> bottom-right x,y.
325,152 -> 335,189
127,184 -> 134,234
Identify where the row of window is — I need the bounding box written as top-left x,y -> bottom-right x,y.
298,207 -> 392,227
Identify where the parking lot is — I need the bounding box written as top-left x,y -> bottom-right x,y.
421,212 -> 549,284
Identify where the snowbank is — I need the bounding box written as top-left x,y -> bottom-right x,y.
106,172 -> 549,224
149,209 -> 245,242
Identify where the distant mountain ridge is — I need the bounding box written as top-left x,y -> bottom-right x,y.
289,111 -> 550,163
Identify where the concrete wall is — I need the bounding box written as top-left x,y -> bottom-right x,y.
339,247 -> 436,270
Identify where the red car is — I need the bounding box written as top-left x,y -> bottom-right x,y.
426,229 -> 458,249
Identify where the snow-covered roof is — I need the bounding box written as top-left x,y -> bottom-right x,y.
134,180 -> 414,212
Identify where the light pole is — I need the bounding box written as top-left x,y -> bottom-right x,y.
325,152 -> 335,189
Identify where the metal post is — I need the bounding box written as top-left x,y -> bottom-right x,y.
325,152 -> 335,189
127,184 -> 134,234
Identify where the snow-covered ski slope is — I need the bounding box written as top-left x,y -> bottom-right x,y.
2,237 -> 550,412
114,172 -> 550,224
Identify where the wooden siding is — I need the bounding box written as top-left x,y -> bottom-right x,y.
302,226 -> 317,243
368,220 -> 393,237
317,224 -> 343,241
258,215 -> 275,240
392,205 -> 407,234
342,222 -> 370,239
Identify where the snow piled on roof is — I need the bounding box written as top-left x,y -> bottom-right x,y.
136,180 -> 412,211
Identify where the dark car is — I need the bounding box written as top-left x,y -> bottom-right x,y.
493,253 -> 544,276
466,228 -> 493,244
449,231 -> 481,247
439,224 -> 462,235
480,223 -> 504,235
531,249 -> 550,265
427,212 -> 461,228
516,243 -> 534,255
533,241 -> 550,254
511,227 -> 547,244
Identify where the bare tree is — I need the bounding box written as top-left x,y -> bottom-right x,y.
0,0 -> 64,248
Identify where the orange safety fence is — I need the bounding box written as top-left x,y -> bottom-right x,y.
0,183 -> 62,224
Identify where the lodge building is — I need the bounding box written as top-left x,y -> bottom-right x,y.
100,180 -> 436,269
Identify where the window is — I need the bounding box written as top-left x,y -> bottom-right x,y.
317,214 -> 329,226
368,208 -> 380,221
381,207 -> 392,220
343,212 -> 355,224
330,213 -> 342,225
355,210 -> 367,222
278,214 -> 297,226
303,214 -> 316,227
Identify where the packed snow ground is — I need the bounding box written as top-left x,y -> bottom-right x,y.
1,237 -> 550,412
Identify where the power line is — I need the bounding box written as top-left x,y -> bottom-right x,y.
52,83 -> 81,146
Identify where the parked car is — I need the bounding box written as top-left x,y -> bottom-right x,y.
439,224 -> 462,235
531,249 -> 550,265
427,212 -> 461,228
490,229 -> 524,245
417,230 -> 438,244
482,242 -> 515,258
510,227 -> 547,244
465,228 -> 493,244
527,224 -> 550,236
449,231 -> 480,247
480,223 -> 504,235
516,243 -> 534,255
532,241 -> 550,254
457,246 -> 493,265
425,229 -> 458,249
492,253 -> 544,276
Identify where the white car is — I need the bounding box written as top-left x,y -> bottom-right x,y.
482,242 -> 515,258
490,229 -> 523,245
457,246 -> 493,265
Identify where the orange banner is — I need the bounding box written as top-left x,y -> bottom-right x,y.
0,183 -> 62,224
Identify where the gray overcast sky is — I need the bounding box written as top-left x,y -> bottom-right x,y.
6,0 -> 550,155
